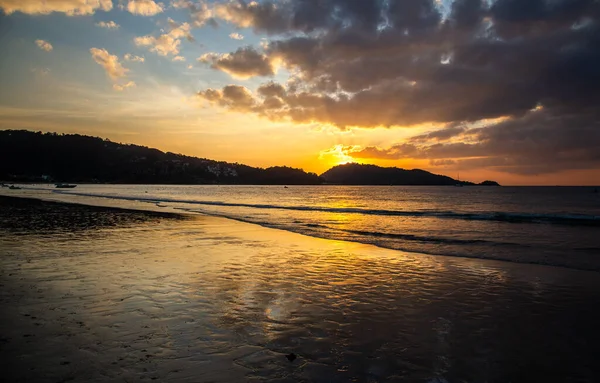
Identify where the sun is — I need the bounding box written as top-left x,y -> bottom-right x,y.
337,159 -> 354,166
319,144 -> 357,167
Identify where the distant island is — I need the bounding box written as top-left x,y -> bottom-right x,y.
479,180 -> 501,186
0,130 -> 499,186
322,163 -> 497,186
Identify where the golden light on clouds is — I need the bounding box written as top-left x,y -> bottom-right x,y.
0,0 -> 112,15
96,21 -> 120,29
125,0 -> 163,16
198,48 -> 276,79
319,145 -> 360,167
134,19 -> 192,57
90,48 -> 136,91
90,48 -> 128,80
0,0 -> 598,186
35,39 -> 53,52
124,53 -> 145,63
113,81 -> 136,92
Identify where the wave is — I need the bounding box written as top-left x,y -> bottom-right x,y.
171,207 -> 600,272
339,228 -> 521,246
53,190 -> 600,226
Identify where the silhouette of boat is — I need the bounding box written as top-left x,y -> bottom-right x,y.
455,173 -> 463,187
55,183 -> 77,188
9,185 -> 21,190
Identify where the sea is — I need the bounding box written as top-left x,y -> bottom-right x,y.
2,185 -> 600,382
12,184 -> 600,271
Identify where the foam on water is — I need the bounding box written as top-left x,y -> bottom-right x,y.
4,184 -> 600,270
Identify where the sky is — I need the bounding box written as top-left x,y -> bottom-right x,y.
0,0 -> 599,185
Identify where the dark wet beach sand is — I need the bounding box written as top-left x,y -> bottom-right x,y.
1,196 -> 600,382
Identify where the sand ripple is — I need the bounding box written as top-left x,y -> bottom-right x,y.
1,201 -> 600,382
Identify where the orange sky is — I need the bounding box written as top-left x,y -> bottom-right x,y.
1,0 -> 599,185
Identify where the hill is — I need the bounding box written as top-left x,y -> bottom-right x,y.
0,130 -> 498,186
0,130 -> 322,185
479,180 -> 501,186
321,163 -> 479,185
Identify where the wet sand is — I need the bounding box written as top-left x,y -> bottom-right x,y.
1,196 -> 600,382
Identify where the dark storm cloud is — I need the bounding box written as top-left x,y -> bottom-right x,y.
196,0 -> 600,173
344,109 -> 600,174
198,84 -> 256,111
198,46 -> 275,78
214,0 -> 389,34
409,124 -> 467,142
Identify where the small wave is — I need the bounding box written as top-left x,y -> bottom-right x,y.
173,208 -> 600,272
340,229 -> 521,246
304,223 -> 326,228
53,190 -> 600,226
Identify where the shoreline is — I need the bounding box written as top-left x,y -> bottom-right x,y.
2,192 -> 598,274
0,194 -> 188,219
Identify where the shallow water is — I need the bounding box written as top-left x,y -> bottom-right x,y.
5,184 -> 600,270
1,198 -> 600,382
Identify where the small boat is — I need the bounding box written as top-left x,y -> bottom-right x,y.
454,173 -> 463,187
9,185 -> 21,190
55,183 -> 77,188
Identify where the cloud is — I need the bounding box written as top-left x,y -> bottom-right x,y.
124,53 -> 145,63
0,0 -> 112,15
193,1 -> 600,175
113,81 -> 136,91
35,39 -> 53,52
96,21 -> 120,29
172,0 -> 216,27
90,48 -> 135,91
177,0 -> 600,175
229,32 -> 244,40
126,0 -> 163,16
172,55 -> 186,62
134,19 -> 192,56
198,47 -> 275,79
30,67 -> 50,76
196,0 -> 600,127
213,0 -> 289,33
256,81 -> 286,98
409,124 -> 467,143
331,108 -> 600,174
198,85 -> 256,111
90,48 -> 128,80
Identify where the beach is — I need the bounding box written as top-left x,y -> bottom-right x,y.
1,195 -> 600,382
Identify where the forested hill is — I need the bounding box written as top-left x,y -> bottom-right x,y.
320,163 -> 496,186
0,130 -> 322,185
0,130 -> 498,186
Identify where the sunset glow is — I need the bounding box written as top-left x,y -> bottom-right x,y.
1,0 -> 599,185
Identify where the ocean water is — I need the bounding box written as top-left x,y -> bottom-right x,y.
8,184 -> 600,270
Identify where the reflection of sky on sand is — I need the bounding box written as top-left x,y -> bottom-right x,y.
2,199 -> 600,382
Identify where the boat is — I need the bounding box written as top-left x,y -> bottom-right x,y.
9,185 -> 21,190
454,173 -> 463,187
55,183 -> 77,188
